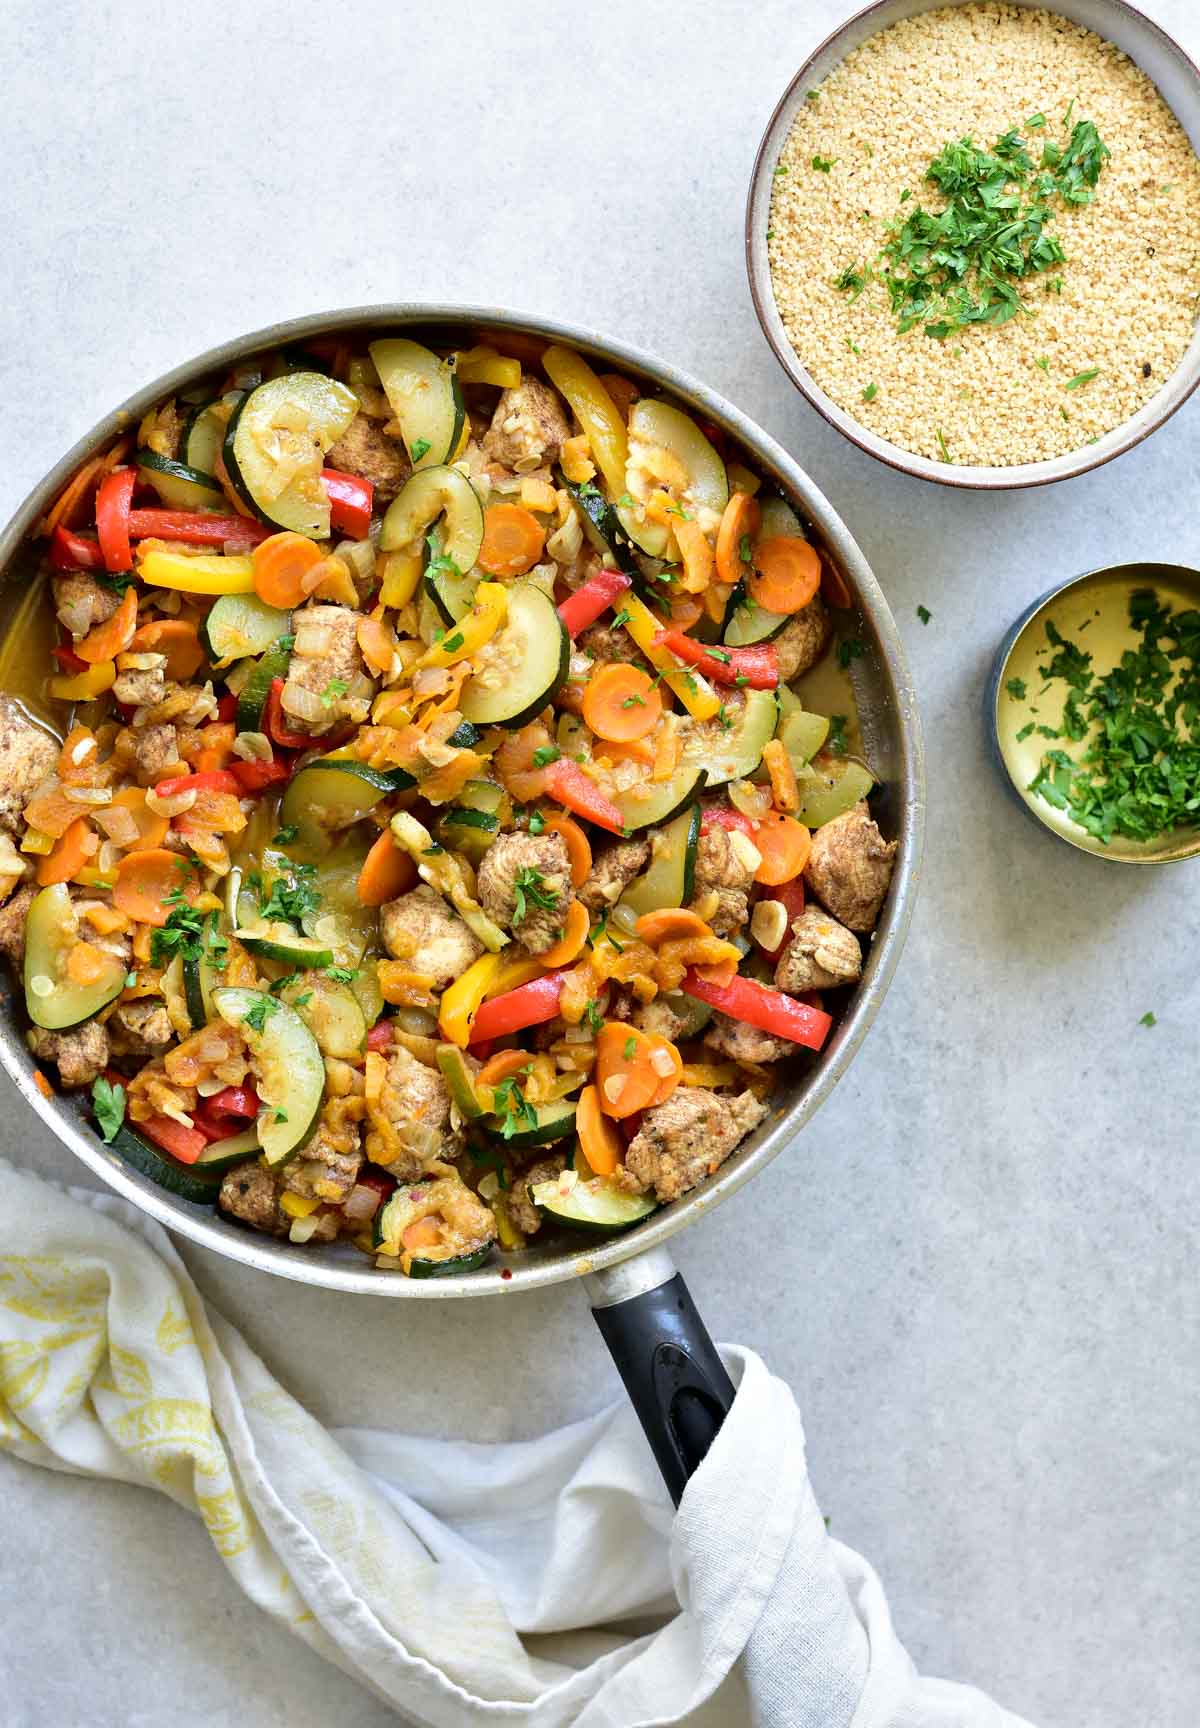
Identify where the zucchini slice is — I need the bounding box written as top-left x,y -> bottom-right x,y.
109,1125 -> 224,1205
776,708 -> 829,768
407,1247 -> 493,1278
223,372 -> 357,538
686,687 -> 778,788
182,928 -> 223,1030
379,464 -> 484,574
137,448 -> 225,511
532,1170 -> 657,1233
758,493 -> 805,539
212,987 -> 325,1167
369,338 -> 464,468
279,971 -> 366,1060
235,641 -> 292,731
373,1186 -> 494,1275
183,395 -> 239,475
794,757 -> 875,828
619,803 -> 701,917
24,884 -> 126,1030
435,778 -> 506,862
562,478 -> 638,574
193,1128 -> 261,1173
278,757 -> 414,849
203,594 -> 291,664
614,764 -> 707,833
482,1097 -> 577,1149
435,1043 -> 486,1119
236,923 -> 335,969
459,581 -> 569,728
618,398 -> 729,553
424,550 -> 478,624
723,579 -> 789,648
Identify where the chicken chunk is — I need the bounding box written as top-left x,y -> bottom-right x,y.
773,596 -> 832,682
364,1042 -> 456,1180
621,1087 -> 768,1203
107,999 -> 174,1060
27,1020 -> 110,1089
112,655 -> 168,709
0,884 -> 34,968
578,837 -> 650,912
506,1152 -> 567,1236
630,993 -> 696,1042
688,822 -> 757,937
482,378 -> 571,473
131,723 -> 181,787
703,1011 -> 793,1065
52,572 -> 121,640
283,1117 -> 363,1206
380,884 -> 483,990
803,801 -> 896,932
326,413 -> 410,505
774,906 -> 862,993
219,1161 -> 286,1236
477,830 -> 572,955
577,622 -> 641,666
285,604 -> 372,735
0,699 -> 58,838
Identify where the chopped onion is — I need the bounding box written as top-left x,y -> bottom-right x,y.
728,779 -> 772,821
728,829 -> 763,876
337,538 -> 376,582
280,680 -> 326,723
344,1183 -> 382,1222
232,730 -> 273,763
602,1073 -> 627,1106
146,785 -> 197,817
289,1215 -> 321,1244
393,1007 -> 437,1036
611,903 -> 639,937
117,651 -> 167,672
69,735 -> 97,766
649,1046 -> 676,1078
198,1032 -> 229,1063
64,785 -> 113,806
412,665 -> 451,698
345,672 -> 374,702
195,1076 -> 228,1098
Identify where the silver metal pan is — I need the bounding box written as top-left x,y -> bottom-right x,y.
0,306 -> 925,1499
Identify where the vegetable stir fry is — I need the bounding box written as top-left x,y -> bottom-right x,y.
2,333 -> 896,1274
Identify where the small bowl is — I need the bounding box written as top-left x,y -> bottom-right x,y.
988,561 -> 1200,863
745,0 -> 1200,490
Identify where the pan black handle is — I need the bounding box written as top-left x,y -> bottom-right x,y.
585,1248 -> 735,1505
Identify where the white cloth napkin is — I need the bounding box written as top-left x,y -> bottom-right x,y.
0,1157 -> 1033,1727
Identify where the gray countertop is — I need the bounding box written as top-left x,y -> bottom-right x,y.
2,2 -> 1198,1723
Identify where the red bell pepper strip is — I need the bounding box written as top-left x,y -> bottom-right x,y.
754,876 -> 806,960
138,1113 -> 208,1164
542,758 -> 625,835
53,642 -> 89,674
154,769 -> 241,800
468,971 -> 566,1045
50,524 -> 106,570
127,508 -> 269,548
556,567 -> 632,637
215,692 -> 239,725
366,1020 -> 394,1052
653,628 -> 778,689
681,968 -> 832,1051
701,805 -> 756,837
322,469 -> 374,539
95,468 -> 137,572
265,678 -> 313,751
228,757 -> 292,794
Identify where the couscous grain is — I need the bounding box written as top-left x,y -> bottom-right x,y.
767,4 -> 1200,466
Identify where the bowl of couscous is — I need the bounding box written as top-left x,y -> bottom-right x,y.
746,0 -> 1200,488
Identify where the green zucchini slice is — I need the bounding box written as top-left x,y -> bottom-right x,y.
203,594 -> 291,664
193,1128 -> 261,1173
212,987 -> 325,1167
619,803 -> 700,917
278,757 -> 414,849
459,582 -> 569,728
758,493 -> 805,538
223,372 -> 358,538
532,1170 -> 657,1233
137,448 -> 225,511
618,398 -> 729,554
686,687 -> 778,788
562,478 -> 638,574
236,923 -> 335,969
794,757 -> 875,828
181,931 -> 223,1031
379,464 -> 484,575
24,885 -> 126,1031
407,1247 -> 493,1278
435,1043 -> 486,1119
235,642 -> 292,731
482,1098 -> 577,1149
369,338 -> 465,469
434,779 -> 509,862
723,579 -> 789,648
279,971 -> 366,1060
109,1125 -> 225,1205
183,395 -> 239,475
614,765 -> 707,833
776,708 -> 829,768
373,1186 -> 494,1275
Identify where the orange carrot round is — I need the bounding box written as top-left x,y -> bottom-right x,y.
67,942 -> 110,986
77,585 -> 138,664
402,1216 -> 443,1253
36,818 -> 92,886
476,1048 -> 534,1091
538,898 -> 590,968
576,1082 -> 622,1176
540,811 -> 592,887
130,618 -> 204,680
113,848 -> 199,926
582,662 -> 662,743
634,907 -> 712,947
357,829 -> 417,907
251,532 -> 323,608
477,504 -> 545,576
748,536 -> 821,615
715,491 -> 761,589
356,616 -> 396,677
594,1022 -> 679,1119
753,812 -> 812,885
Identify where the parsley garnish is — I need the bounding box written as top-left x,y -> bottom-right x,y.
92,1076 -> 125,1144
738,533 -> 753,564
1139,1011 -> 1157,1028
1005,677 -> 1028,700
837,638 -> 865,669
151,901 -> 226,971
324,965 -> 358,984
588,908 -> 623,953
917,605 -> 932,625
244,995 -> 280,1034
1026,112 -> 1047,130
936,427 -> 952,463
622,693 -> 646,708
527,809 -> 546,835
410,437 -> 431,461
442,631 -> 465,653
1065,367 -> 1100,390
273,825 -> 299,845
812,155 -> 836,172
532,746 -> 560,768
612,608 -> 631,629
1015,721 -> 1035,741
257,861 -> 320,928
96,570 -> 135,594
861,382 -> 878,403
512,867 -> 557,926
617,492 -> 635,508
717,704 -> 733,732
320,677 -> 349,707
623,1036 -> 637,1060
294,992 -> 312,1008
491,1075 -> 538,1140
583,999 -> 604,1035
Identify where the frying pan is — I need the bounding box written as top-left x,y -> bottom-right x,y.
0,306 -> 925,1502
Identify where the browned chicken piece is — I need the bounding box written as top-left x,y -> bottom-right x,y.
703,1011 -> 793,1064
132,723 -> 182,786
141,399 -> 186,461
621,1087 -> 768,1203
285,604 -> 373,734
326,413 -> 411,505
477,830 -> 573,955
365,1042 -> 456,1180
107,999 -> 174,1060
482,378 -> 571,472
52,572 -> 121,640
688,821 -> 758,937
774,906 -> 862,993
219,1161 -> 286,1236
773,595 -> 832,682
0,884 -> 35,967
803,801 -> 896,932
506,1152 -> 567,1236
27,1021 -> 110,1088
631,993 -> 695,1042
0,699 -> 58,839
578,837 -> 650,912
283,1119 -> 364,1206
577,622 -> 641,666
112,655 -> 168,708
380,884 -> 483,990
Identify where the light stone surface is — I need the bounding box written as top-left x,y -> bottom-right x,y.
2,1 -> 1199,1724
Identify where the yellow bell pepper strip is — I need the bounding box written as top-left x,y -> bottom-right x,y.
483,955 -> 545,998
542,347 -> 628,499
438,951 -> 502,1046
378,549 -> 423,608
415,582 -> 507,671
48,659 -> 116,702
137,543 -> 256,595
619,593 -> 721,721
280,1191 -> 321,1219
390,810 -> 510,952
453,346 -> 522,389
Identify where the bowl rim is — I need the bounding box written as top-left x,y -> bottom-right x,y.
744,0 -> 1200,490
0,301 -> 926,1297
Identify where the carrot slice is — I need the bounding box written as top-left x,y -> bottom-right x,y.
67,942 -> 110,986
582,662 -> 662,743
715,492 -> 761,589
761,738 -> 800,814
130,618 -> 204,680
357,828 -> 417,907
112,786 -> 170,851
648,1037 -> 683,1106
753,812 -> 812,885
634,908 -> 712,946
748,536 -> 821,615
538,898 -> 590,967
113,848 -> 199,926
36,818 -> 92,887
357,616 -> 396,677
476,1048 -> 534,1090
540,812 -> 592,887
77,585 -> 137,664
40,438 -> 128,537
576,1082 -> 622,1176
251,532 -> 323,608
402,1216 -> 443,1253
594,1022 -> 679,1119
477,504 -> 546,577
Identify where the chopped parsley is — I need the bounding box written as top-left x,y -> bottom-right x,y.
324,965 -> 358,984
936,427 -> 952,463
1065,367 -> 1100,390
1035,356 -> 1050,373
738,533 -> 753,565
273,825 -> 299,846
244,995 -> 280,1034
837,637 -> 865,669
622,693 -> 647,709
1026,112 -> 1047,130
1005,676 -> 1028,700
773,163 -> 788,177
527,809 -> 546,835
588,908 -> 623,953
1015,721 -> 1035,742
257,860 -> 321,928
96,570 -> 135,594
717,703 -> 733,732
861,382 -> 878,403
917,605 -> 932,625
623,1036 -> 637,1060
491,1075 -> 538,1140
92,1076 -> 125,1144
320,677 -> 349,707
512,867 -> 558,926
151,901 -> 227,972
1139,1010 -> 1157,1028
611,608 -> 631,630
583,999 -> 604,1035
410,437 -> 431,462
812,154 -> 836,172
532,745 -> 560,768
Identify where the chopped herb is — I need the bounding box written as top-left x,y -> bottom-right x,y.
277,633 -> 296,653
512,867 -> 557,926
244,995 -> 280,1034
151,902 -> 213,969
423,843 -> 444,856
588,908 -> 623,953
623,1036 -> 637,1060
806,90 -> 819,103
257,862 -> 321,928
96,570 -> 135,594
527,809 -> 546,835
269,970 -> 300,995
717,703 -> 733,732
92,1076 -> 125,1144
734,673 -> 749,687
324,965 -> 358,984
845,337 -> 862,355
1139,1011 -> 1157,1028
320,677 -> 349,707
812,154 -> 836,172
773,164 -> 788,177
611,608 -> 631,629
936,427 -> 952,463
834,264 -> 868,302
683,673 -> 699,695
410,437 -> 431,462
273,1109 -> 289,1125
441,631 -> 465,653
917,604 -> 932,625
861,382 -> 878,402
583,998 -> 605,1035
899,188 -> 911,203
1035,356 -> 1050,373
617,492 -> 635,508
738,533 -> 753,564
293,992 -> 312,1008
532,745 -> 560,768
1065,367 -> 1100,390
766,227 -> 775,240
1060,407 -> 1070,421
837,637 -> 865,668
827,714 -> 848,754
621,693 -> 647,709
1015,721 -> 1035,741
708,647 -> 731,664
273,825 -> 299,846
1026,112 -> 1047,130
492,1075 -> 538,1140
1062,97 -> 1075,129
1005,676 -> 1028,700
